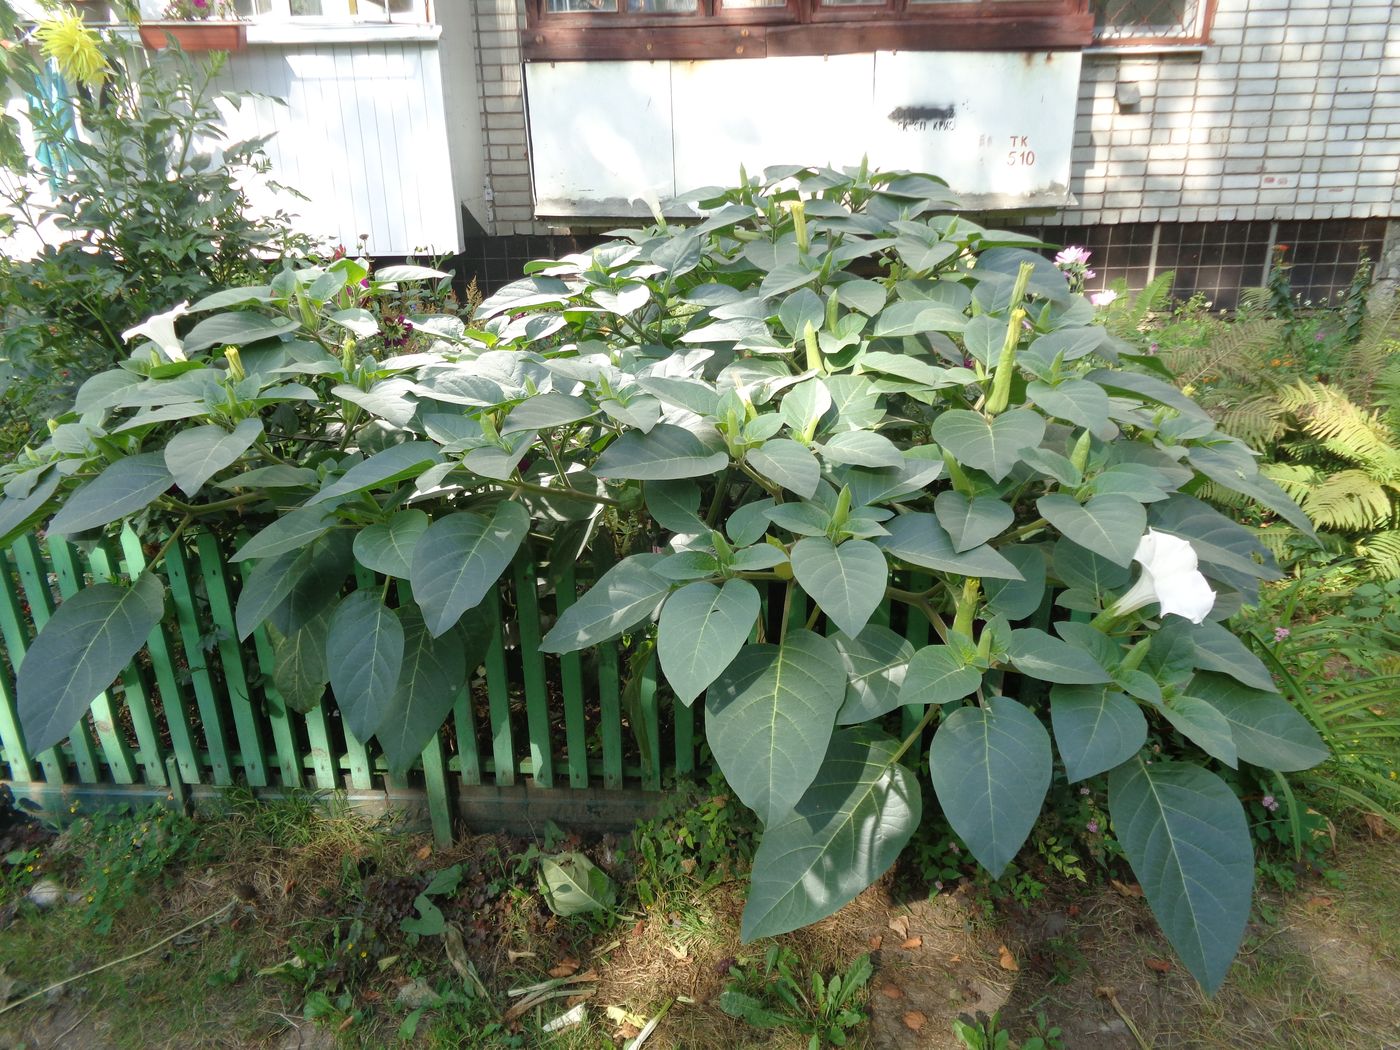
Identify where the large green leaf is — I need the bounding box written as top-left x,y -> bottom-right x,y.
376,607 -> 467,774
48,454 -> 175,536
232,505 -> 338,562
352,510 -> 430,579
327,592 -> 405,744
411,502 -> 530,637
1108,759 -> 1253,992
899,645 -> 981,707
163,419 -> 263,496
1050,684 -> 1147,782
746,439 -> 820,499
539,554 -> 671,653
270,607 -> 332,713
308,443 -> 440,506
704,631 -> 846,826
1007,628 -> 1112,685
183,311 -> 298,352
872,300 -> 968,337
538,852 -> 618,916
742,729 -> 921,940
0,469 -> 61,547
1027,379 -> 1114,437
501,392 -> 597,434
17,573 -> 166,754
929,696 -> 1051,877
933,492 -> 1014,553
929,409 -> 1045,483
594,424 -> 727,480
658,580 -> 760,706
1037,493 -> 1147,568
789,538 -> 887,638
1158,694 -> 1239,767
266,532 -> 352,636
877,513 -> 1022,580
833,626 -> 914,723
1187,673 -> 1328,771
984,545 -> 1048,621
1181,620 -> 1276,693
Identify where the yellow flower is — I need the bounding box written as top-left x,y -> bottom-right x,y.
36,10 -> 107,89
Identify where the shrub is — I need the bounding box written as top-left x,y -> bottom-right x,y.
0,6 -> 309,450
1,165 -> 1328,992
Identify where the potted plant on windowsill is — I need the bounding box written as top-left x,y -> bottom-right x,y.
138,0 -> 246,52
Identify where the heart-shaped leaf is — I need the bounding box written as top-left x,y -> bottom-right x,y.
833,626 -> 914,723
934,492 -> 1014,553
1186,673 -> 1328,771
595,424 -> 728,480
1007,627 -> 1112,685
705,631 -> 846,826
658,580 -> 760,706
790,537 -> 888,638
1109,759 -> 1253,992
1038,493 -> 1147,568
1050,684 -> 1147,782
353,510 -> 430,579
327,592 -> 405,743
930,696 -> 1051,877
900,645 -> 982,707
18,573 -> 166,755
747,439 -> 820,499
742,729 -> 921,940
411,502 -> 530,637
930,409 -> 1045,483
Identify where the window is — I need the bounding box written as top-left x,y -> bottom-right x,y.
522,0 -> 1095,60
232,0 -> 429,21
1090,0 -> 1212,45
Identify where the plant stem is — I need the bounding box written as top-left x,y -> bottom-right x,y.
890,703 -> 941,766
994,517 -> 1049,546
505,479 -> 620,508
162,492 -> 264,516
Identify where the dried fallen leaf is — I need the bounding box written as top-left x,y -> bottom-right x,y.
680,857 -> 697,875
1067,904 -> 1081,918
507,949 -> 537,963
1145,957 -> 1173,974
868,934 -> 883,950
879,983 -> 904,1000
949,955 -> 962,964
1111,879 -> 1144,898
548,958 -> 580,979
997,945 -> 1019,972
887,915 -> 910,939
415,844 -> 432,861
620,1023 -> 641,1039
1305,895 -> 1334,909
630,919 -> 646,939
1363,812 -> 1394,838
900,937 -> 922,950
902,1010 -> 927,1032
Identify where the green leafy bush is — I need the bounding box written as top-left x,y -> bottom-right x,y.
2,165 -> 1329,992
0,8 -> 308,450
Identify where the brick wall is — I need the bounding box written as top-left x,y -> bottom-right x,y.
1060,0 -> 1400,227
460,0 -> 1398,238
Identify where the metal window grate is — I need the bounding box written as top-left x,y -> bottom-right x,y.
1092,0 -> 1203,41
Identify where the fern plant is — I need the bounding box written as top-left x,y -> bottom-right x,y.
1112,280 -> 1400,578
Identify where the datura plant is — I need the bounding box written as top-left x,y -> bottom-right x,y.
0,166 -> 1328,992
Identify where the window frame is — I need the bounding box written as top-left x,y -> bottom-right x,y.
1088,0 -> 1215,47
522,0 -> 1096,61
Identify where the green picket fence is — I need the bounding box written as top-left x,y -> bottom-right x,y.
0,527 -> 698,842
0,527 -> 944,843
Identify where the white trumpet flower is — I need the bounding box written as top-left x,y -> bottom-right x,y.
1111,528 -> 1216,624
121,301 -> 190,362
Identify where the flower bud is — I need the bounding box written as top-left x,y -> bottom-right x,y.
223,347 -> 245,382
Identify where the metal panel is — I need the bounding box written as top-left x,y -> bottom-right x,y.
527,51 -> 1081,217
524,59 -> 677,217
871,50 -> 1081,209
670,54 -> 875,189
216,42 -> 459,255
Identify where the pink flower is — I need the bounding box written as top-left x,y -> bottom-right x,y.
1261,795 -> 1279,813
1090,290 -> 1119,308
1086,820 -> 1100,834
1055,246 -> 1092,267
1274,626 -> 1291,642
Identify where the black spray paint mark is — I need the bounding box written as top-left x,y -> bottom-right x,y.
888,104 -> 957,132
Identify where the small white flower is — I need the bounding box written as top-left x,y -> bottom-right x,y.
121,301 -> 190,362
1111,528 -> 1216,624
1089,289 -> 1119,308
